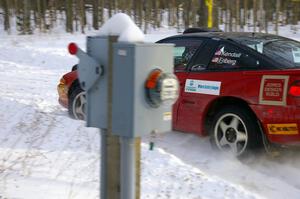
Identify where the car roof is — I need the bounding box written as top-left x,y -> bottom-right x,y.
163,32 -> 285,42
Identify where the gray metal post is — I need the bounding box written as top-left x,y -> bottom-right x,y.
120,137 -> 136,199
100,129 -> 107,199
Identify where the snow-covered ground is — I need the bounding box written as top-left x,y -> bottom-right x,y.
0,32 -> 300,199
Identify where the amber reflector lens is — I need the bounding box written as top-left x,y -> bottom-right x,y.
145,69 -> 162,89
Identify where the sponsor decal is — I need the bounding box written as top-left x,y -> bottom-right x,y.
259,75 -> 289,106
185,79 -> 221,95
263,79 -> 284,101
214,47 -> 242,58
267,123 -> 298,135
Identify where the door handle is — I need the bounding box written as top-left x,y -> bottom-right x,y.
182,99 -> 195,104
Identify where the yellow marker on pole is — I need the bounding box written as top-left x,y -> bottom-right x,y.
205,0 -> 213,28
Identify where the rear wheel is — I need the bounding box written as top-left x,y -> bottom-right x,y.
68,86 -> 86,120
210,105 -> 262,157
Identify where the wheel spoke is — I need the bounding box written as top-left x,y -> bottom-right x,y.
229,117 -> 239,130
75,106 -> 83,115
219,121 -> 228,133
80,94 -> 86,104
229,143 -> 239,154
236,131 -> 247,142
219,135 -> 228,146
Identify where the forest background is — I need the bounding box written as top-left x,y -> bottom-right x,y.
0,0 -> 300,35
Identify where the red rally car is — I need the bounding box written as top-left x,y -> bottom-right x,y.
58,31 -> 300,156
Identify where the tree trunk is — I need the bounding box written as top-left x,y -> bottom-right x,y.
78,0 -> 86,33
108,0 -> 112,17
236,0 -> 240,31
99,0 -> 104,25
184,0 -> 192,28
244,0 -> 248,31
197,0 -> 207,28
176,1 -> 180,32
253,0 -> 257,32
23,0 -> 31,34
3,0 -> 10,32
275,0 -> 280,34
93,0 -> 99,30
258,0 -> 264,32
137,0 -> 142,28
66,0 -> 73,33
144,0 -> 149,33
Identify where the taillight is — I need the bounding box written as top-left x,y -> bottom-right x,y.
289,81 -> 300,97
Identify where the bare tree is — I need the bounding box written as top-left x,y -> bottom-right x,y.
92,0 -> 99,30
275,0 -> 281,34
258,0 -> 264,32
78,0 -> 86,33
23,0 -> 31,34
66,0 -> 73,33
2,0 -> 10,32
253,0 -> 257,32
236,0 -> 240,31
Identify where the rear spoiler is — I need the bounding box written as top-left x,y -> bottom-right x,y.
183,27 -> 223,34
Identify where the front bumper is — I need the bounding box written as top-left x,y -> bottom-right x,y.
251,104 -> 300,145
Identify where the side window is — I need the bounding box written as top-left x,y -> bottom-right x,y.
161,39 -> 203,71
209,43 -> 261,70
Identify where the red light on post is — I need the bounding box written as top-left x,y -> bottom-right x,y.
68,42 -> 78,55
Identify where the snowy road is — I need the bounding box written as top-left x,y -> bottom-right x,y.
0,34 -> 300,199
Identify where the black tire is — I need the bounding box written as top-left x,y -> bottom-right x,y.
209,105 -> 262,157
68,86 -> 86,120
71,64 -> 78,71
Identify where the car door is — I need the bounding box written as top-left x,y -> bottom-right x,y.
159,37 -> 207,131
175,39 -> 219,133
176,40 -> 266,135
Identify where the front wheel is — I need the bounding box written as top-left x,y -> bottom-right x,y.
210,105 -> 262,157
68,86 -> 86,120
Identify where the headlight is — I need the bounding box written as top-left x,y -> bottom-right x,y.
57,77 -> 68,96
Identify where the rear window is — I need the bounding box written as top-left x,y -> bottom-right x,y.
262,40 -> 300,68
236,37 -> 300,68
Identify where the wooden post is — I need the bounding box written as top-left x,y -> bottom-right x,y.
135,137 -> 141,199
103,36 -> 121,199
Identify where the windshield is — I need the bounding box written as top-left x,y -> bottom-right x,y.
234,36 -> 300,68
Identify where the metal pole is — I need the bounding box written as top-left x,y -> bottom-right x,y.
100,129 -> 107,199
120,137 -> 136,199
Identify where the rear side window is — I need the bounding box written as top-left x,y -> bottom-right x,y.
209,43 -> 261,70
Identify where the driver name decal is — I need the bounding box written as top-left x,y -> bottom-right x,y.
185,79 -> 221,95
214,47 -> 242,58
